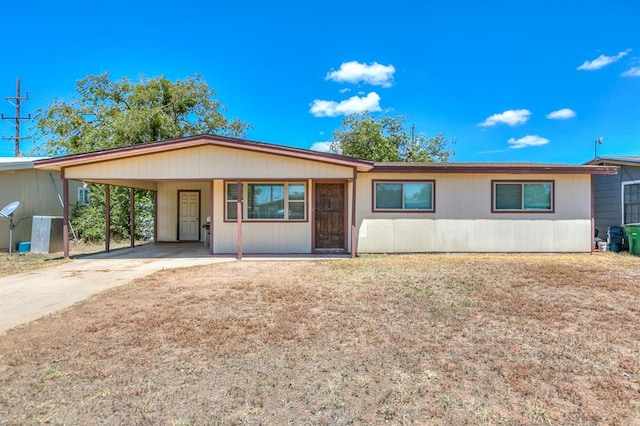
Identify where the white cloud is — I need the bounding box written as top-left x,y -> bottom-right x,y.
546,108 -> 577,120
478,109 -> 531,127
577,49 -> 631,70
326,61 -> 396,88
622,66 -> 640,77
310,141 -> 334,153
508,135 -> 550,149
309,92 -> 381,117
339,88 -> 351,94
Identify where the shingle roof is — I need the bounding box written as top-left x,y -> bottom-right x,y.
586,156 -> 640,166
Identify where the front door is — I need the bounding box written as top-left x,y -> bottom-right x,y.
178,190 -> 200,241
314,183 -> 345,251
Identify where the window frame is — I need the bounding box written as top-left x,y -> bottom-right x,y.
622,180 -> 640,224
224,180 -> 308,222
78,187 -> 90,206
372,180 -> 436,213
491,180 -> 555,213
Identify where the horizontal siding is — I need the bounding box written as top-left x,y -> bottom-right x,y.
619,165 -> 640,181
593,181 -> 620,191
593,165 -> 640,231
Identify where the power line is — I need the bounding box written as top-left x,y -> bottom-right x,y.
1,77 -> 31,157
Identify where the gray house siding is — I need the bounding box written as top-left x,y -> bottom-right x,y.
593,164 -> 640,236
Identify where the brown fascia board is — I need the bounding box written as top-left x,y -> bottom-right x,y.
370,162 -> 619,175
33,134 -> 374,171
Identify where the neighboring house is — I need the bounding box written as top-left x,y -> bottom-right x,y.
586,156 -> 640,235
33,135 -> 617,258
0,158 -> 81,251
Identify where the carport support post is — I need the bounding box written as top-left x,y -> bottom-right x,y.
62,175 -> 69,259
153,191 -> 158,242
351,168 -> 357,258
209,180 -> 214,255
236,180 -> 242,260
105,185 -> 110,253
130,187 -> 135,249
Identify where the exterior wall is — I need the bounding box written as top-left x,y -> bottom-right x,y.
70,145 -> 358,253
593,165 -> 640,234
157,177 -> 354,254
64,145 -> 354,180
157,181 -> 211,242
211,180 -> 314,254
0,169 -> 80,251
356,172 -> 593,253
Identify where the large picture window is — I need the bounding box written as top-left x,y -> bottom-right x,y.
225,182 -> 306,221
373,181 -> 434,211
493,181 -> 553,212
623,182 -> 640,224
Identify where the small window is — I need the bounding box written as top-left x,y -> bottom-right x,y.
374,181 -> 434,211
493,181 -> 553,212
226,183 -> 241,220
225,182 -> 306,221
78,187 -> 90,206
623,182 -> 640,224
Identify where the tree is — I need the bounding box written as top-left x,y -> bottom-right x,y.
330,112 -> 455,162
32,73 -> 250,155
32,73 -> 251,242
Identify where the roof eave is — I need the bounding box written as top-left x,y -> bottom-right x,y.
586,158 -> 640,168
369,164 -> 619,175
33,135 -> 374,171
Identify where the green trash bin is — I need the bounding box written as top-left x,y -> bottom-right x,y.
624,224 -> 640,256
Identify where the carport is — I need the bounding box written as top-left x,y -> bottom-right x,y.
33,135 -> 372,260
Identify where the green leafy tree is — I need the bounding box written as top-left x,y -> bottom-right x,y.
330,112 -> 455,162
70,186 -> 155,242
33,73 -> 250,242
33,73 -> 250,155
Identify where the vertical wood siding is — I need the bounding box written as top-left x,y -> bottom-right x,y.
211,180 -> 313,254
64,145 -> 353,180
0,170 -> 80,250
157,181 -> 210,242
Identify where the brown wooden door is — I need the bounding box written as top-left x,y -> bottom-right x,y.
315,183 -> 345,250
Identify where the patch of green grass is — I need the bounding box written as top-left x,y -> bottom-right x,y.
42,366 -> 65,380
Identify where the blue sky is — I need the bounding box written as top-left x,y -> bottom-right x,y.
1,0 -> 638,163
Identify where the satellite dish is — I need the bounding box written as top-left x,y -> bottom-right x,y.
0,201 -> 20,218
0,201 -> 20,256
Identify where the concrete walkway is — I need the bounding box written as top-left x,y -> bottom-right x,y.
0,243 -> 234,334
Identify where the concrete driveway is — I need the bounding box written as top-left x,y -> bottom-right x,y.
0,243 -> 233,334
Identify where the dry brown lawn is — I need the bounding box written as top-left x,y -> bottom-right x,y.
1,253 -> 639,424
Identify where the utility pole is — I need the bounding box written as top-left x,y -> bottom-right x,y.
1,77 -> 31,157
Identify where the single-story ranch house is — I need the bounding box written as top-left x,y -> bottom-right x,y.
33,135 -> 617,258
